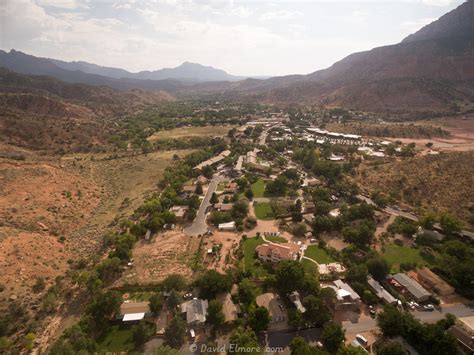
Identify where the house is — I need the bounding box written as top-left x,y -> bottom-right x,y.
289,291 -> 306,313
391,273 -> 431,302
303,214 -> 314,224
214,203 -> 233,212
255,243 -> 300,263
416,227 -> 445,242
303,178 -> 321,187
223,182 -> 238,193
275,198 -> 296,209
120,301 -> 150,322
449,316 -> 474,354
194,150 -> 231,170
332,280 -> 361,309
255,293 -> 286,323
180,299 -> 208,327
416,268 -> 454,296
218,221 -> 236,231
367,276 -> 397,304
303,202 -> 315,214
182,185 -> 196,193
169,205 -> 189,221
196,175 -> 208,185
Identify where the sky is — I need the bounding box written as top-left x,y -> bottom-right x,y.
0,0 -> 466,76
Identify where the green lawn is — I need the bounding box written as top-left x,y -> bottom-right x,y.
302,258 -> 318,274
251,179 -> 266,198
97,324 -> 135,352
254,202 -> 275,220
304,245 -> 335,264
265,235 -> 287,243
383,243 -> 432,273
242,236 -> 268,277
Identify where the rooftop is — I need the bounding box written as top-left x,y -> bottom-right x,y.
392,273 -> 431,300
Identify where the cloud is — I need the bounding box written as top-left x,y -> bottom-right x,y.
36,0 -> 88,10
259,10 -> 303,21
421,0 -> 454,6
401,17 -> 436,32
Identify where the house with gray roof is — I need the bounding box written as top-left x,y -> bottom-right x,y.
180,299 -> 208,327
367,276 -> 397,305
391,273 -> 431,302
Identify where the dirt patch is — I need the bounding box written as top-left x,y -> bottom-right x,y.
118,229 -> 196,285
147,125 -> 234,142
0,228 -> 69,301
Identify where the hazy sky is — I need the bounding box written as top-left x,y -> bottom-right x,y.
0,0 -> 465,76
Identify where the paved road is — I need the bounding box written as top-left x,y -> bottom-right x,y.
259,130 -> 268,145
343,303 -> 474,334
357,194 -> 474,237
254,197 -> 271,203
184,178 -> 220,236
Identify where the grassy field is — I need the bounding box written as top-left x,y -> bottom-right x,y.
382,243 -> 432,273
254,202 -> 275,220
304,245 -> 335,264
242,236 -> 268,277
147,125 -> 234,142
251,179 -> 266,198
97,324 -> 135,352
265,235 -> 287,243
302,258 -> 318,274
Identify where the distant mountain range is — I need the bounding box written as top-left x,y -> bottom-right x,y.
197,0 -> 473,113
0,50 -> 255,88
1,0 -> 473,114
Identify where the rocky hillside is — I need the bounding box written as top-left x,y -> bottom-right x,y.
0,69 -> 174,152
185,1 -> 474,114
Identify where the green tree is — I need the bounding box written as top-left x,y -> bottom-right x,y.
375,341 -> 405,355
87,290 -> 121,330
23,333 -> 35,351
342,221 -> 375,249
239,278 -> 257,305
210,192 -> 219,204
366,256 -> 389,281
377,305 -> 404,337
207,300 -> 225,328
245,188 -> 254,200
228,327 -> 262,355
132,321 -> 154,347
195,270 -> 232,299
0,337 -> 12,352
195,182 -> 203,195
290,336 -> 328,355
303,295 -> 331,327
292,223 -> 308,237
321,322 -> 345,354
149,293 -> 164,316
164,316 -> 186,348
249,305 -> 270,332
275,260 -> 305,294
162,274 -> 187,291
439,213 -> 463,236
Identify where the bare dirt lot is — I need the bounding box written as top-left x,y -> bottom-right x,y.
147,125 -> 234,143
387,115 -> 474,152
118,229 -> 198,285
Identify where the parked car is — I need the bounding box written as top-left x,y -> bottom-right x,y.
423,304 -> 435,311
356,334 -> 368,347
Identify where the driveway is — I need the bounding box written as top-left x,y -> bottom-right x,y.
184,177 -> 222,236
